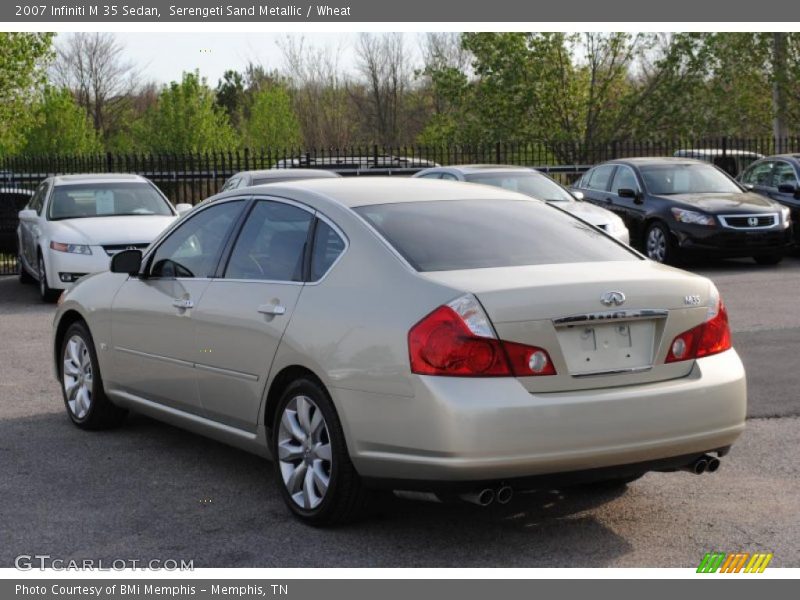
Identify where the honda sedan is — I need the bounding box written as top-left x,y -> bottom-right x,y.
53,178 -> 746,525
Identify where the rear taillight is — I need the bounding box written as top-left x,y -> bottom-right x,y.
665,292 -> 732,363
408,295 -> 556,377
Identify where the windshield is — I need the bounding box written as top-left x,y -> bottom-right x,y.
639,164 -> 743,195
48,182 -> 173,220
465,171 -> 575,202
355,199 -> 636,272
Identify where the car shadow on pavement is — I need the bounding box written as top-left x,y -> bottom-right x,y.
1,409 -> 634,568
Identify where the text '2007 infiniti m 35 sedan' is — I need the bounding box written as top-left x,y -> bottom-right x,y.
52,178 -> 746,525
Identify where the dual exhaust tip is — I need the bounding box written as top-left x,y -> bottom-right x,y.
683,454 -> 721,475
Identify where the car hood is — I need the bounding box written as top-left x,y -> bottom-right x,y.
48,215 -> 177,245
656,192 -> 778,213
551,200 -> 619,225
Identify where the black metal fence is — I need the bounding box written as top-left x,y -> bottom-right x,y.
2,137 -> 800,276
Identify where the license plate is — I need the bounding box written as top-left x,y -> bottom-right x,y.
557,321 -> 656,376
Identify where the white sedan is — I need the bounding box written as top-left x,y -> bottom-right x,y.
17,174 -> 191,301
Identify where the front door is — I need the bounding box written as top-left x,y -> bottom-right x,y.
109,199 -> 246,414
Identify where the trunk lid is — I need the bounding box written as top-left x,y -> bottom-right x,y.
421,260 -> 715,392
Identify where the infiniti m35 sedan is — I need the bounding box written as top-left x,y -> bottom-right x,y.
53,178 -> 746,525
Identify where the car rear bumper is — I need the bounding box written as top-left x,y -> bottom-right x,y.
337,349 -> 746,482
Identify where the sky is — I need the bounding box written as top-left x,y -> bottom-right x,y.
54,32 -> 424,86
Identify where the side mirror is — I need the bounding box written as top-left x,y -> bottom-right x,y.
777,183 -> 798,195
571,190 -> 585,201
110,249 -> 142,275
18,209 -> 37,221
742,183 -> 755,191
618,188 -> 644,204
175,203 -> 193,216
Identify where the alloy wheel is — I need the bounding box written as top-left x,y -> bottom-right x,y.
63,335 -> 93,419
646,227 -> 667,262
277,395 -> 332,510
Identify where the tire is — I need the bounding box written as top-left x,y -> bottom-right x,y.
60,321 -> 127,430
271,377 -> 369,526
38,253 -> 60,302
19,257 -> 35,284
644,222 -> 677,264
753,254 -> 783,266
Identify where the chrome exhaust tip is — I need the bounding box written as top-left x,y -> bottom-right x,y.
705,456 -> 721,473
683,457 -> 708,475
496,485 -> 513,505
459,488 -> 495,507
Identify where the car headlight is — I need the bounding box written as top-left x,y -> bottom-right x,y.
670,208 -> 715,226
780,206 -> 791,224
50,241 -> 92,255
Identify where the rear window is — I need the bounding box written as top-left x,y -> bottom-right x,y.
354,199 -> 637,272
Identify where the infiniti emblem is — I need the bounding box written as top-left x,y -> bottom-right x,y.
600,291 -> 626,306
748,217 -> 759,227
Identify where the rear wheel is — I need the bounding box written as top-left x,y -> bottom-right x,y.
644,222 -> 677,264
60,321 -> 127,430
271,378 -> 369,526
753,254 -> 782,266
38,254 -> 60,302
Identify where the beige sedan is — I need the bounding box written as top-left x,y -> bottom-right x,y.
52,178 -> 746,525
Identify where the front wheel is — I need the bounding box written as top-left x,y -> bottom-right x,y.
644,222 -> 677,264
271,378 -> 369,526
60,321 -> 127,430
38,254 -> 60,302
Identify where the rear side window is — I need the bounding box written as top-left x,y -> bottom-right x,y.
355,199 -> 637,272
310,220 -> 346,281
586,165 -> 615,191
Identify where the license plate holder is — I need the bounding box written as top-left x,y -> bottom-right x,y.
557,320 -> 656,376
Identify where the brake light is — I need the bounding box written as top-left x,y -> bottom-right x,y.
408,295 -> 556,377
665,297 -> 731,363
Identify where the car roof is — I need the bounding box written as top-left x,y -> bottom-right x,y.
606,157 -> 707,166
210,176 -> 533,208
234,169 -> 340,179
426,164 -> 535,175
674,149 -> 763,157
762,154 -> 800,162
52,173 -> 149,186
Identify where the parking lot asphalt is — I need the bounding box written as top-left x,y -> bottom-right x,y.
1,258 -> 799,568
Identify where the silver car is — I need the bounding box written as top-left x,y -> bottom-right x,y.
413,165 -> 630,243
53,178 -> 746,525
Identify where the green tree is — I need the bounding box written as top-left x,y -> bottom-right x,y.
0,32 -> 54,154
241,85 -> 302,149
24,87 -> 102,155
141,71 -> 238,153
215,69 -> 245,128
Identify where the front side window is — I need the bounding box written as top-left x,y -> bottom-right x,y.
29,181 -> 48,214
48,182 -> 173,220
150,200 -> 244,278
741,161 -> 775,187
640,164 -> 742,195
772,162 -> 798,188
355,199 -> 637,272
225,200 -> 313,281
611,166 -> 639,193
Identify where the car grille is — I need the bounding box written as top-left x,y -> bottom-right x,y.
718,214 -> 778,229
102,243 -> 149,256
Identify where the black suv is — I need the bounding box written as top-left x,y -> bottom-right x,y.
572,158 -> 792,265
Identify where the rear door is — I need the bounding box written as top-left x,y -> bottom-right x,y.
191,198 -> 315,431
577,164 -> 616,208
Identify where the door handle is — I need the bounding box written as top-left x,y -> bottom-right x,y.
258,303 -> 286,316
172,298 -> 194,309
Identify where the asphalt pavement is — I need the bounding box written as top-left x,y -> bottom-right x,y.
1,258 -> 798,567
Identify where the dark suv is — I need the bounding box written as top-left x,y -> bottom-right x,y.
572,158 -> 792,265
